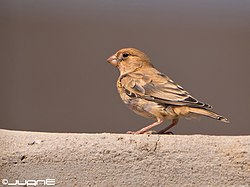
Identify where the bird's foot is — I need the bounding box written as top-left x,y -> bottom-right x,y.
144,130 -> 157,134
157,131 -> 174,135
126,130 -> 157,134
126,131 -> 136,134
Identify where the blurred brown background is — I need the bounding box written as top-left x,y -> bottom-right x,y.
0,0 -> 249,135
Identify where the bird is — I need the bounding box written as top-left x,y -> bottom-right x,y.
107,48 -> 229,134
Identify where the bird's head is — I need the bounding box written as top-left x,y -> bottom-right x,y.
107,48 -> 153,75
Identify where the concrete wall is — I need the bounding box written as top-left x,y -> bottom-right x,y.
0,129 -> 249,186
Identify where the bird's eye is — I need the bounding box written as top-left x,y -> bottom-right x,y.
122,53 -> 129,58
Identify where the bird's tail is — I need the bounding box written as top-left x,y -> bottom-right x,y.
188,107 -> 229,123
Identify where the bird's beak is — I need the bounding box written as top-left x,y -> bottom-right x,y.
107,55 -> 119,67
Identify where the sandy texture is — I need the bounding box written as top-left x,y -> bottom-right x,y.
0,129 -> 249,186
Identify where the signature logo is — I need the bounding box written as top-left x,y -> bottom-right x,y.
2,179 -> 55,186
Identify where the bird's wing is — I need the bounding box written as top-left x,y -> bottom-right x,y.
120,71 -> 212,110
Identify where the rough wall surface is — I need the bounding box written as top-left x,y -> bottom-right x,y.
0,129 -> 249,186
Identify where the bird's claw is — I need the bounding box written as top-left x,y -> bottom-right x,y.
126,130 -> 157,134
157,131 -> 174,135
144,130 -> 157,134
126,131 -> 135,134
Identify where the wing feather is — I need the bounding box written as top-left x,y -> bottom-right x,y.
120,71 -> 212,110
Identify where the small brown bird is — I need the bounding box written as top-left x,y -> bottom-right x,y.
107,48 -> 229,134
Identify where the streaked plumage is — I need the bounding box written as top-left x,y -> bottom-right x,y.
107,48 -> 229,134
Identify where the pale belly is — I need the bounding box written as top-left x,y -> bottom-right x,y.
119,91 -> 177,120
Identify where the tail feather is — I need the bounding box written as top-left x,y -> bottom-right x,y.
188,107 -> 229,123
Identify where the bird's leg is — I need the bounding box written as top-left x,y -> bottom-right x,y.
127,119 -> 164,134
157,118 -> 179,134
